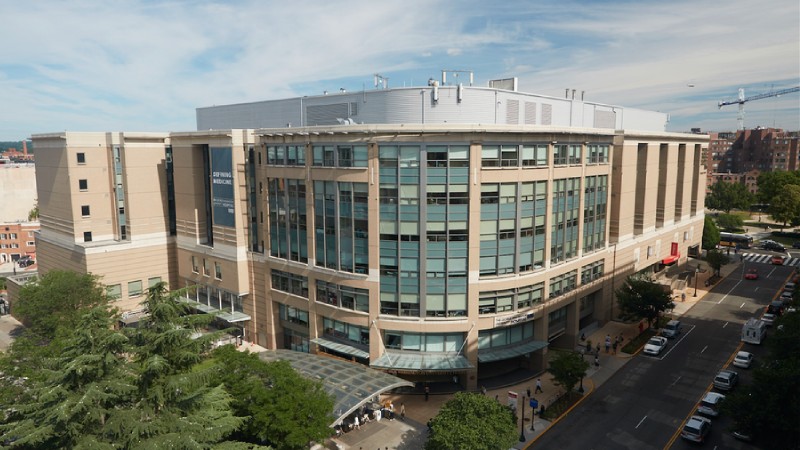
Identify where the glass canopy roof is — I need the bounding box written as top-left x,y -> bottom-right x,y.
258,349 -> 414,426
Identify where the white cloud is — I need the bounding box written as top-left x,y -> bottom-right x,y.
0,0 -> 797,139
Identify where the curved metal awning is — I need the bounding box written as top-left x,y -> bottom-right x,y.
258,349 -> 413,427
310,337 -> 370,359
370,351 -> 473,371
477,340 -> 549,363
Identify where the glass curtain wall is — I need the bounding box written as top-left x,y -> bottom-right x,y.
551,177 -> 581,264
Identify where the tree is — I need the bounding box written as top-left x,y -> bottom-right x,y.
425,392 -> 517,450
212,345 -> 334,449
15,270 -> 111,341
715,213 -> 744,231
705,181 -> 754,213
722,312 -> 800,449
27,204 -> 39,221
704,250 -> 730,276
768,184 -> 800,228
547,351 -> 590,395
756,170 -> 800,205
701,215 -> 720,250
616,276 -> 675,329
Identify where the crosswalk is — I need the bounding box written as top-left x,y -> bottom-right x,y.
740,252 -> 800,267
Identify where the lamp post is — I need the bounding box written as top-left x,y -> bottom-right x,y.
578,375 -> 585,394
519,395 -> 526,442
693,266 -> 699,297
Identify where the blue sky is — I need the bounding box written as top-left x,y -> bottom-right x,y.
1,0 -> 798,141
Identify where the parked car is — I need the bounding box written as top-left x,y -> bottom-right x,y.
792,241 -> 800,249
733,351 -> 753,369
762,313 -> 777,326
744,268 -> 759,280
785,282 -> 796,293
661,320 -> 682,338
732,430 -> 753,442
767,301 -> 785,315
697,392 -> 726,417
643,336 -> 669,356
772,255 -> 786,265
780,290 -> 793,302
713,369 -> 739,391
681,415 -> 712,443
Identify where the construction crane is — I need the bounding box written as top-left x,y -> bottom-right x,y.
718,86 -> 800,130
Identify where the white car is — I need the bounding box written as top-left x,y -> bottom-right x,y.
643,336 -> 668,356
762,313 -> 777,327
733,351 -> 753,369
697,392 -> 726,417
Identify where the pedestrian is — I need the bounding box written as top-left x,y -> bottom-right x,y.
527,386 -> 531,398
612,340 -> 618,355
595,343 -> 601,355
400,402 -> 405,421
580,332 -> 586,341
535,378 -> 543,394
681,292 -> 686,302
354,415 -> 360,430
605,334 -> 611,353
424,385 -> 430,401
594,356 -> 600,367
389,401 -> 395,420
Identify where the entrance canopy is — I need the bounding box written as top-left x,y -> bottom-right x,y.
258,349 -> 413,426
477,340 -> 549,363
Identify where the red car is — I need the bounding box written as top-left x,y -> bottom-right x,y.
744,268 -> 759,280
771,255 -> 786,265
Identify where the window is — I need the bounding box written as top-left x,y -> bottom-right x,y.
271,269 -> 309,298
107,284 -> 122,300
83,231 -> 92,242
79,179 -> 88,191
553,144 -> 568,165
128,280 -> 143,297
279,304 -> 309,326
81,205 -> 90,217
148,277 -> 162,288
26,241 -> 35,247
77,152 -> 86,164
522,144 -> 548,167
214,262 -> 222,280
191,256 -> 199,273
9,233 -> 17,239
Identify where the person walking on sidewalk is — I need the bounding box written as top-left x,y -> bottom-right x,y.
424,385 -> 430,401
612,340 -> 618,355
605,334 -> 611,353
594,356 -> 600,368
400,402 -> 405,421
535,378 -> 543,394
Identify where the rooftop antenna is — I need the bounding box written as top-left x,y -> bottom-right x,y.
442,69 -> 474,86
374,73 -> 389,90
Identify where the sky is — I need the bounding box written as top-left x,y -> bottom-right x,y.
1,0 -> 798,141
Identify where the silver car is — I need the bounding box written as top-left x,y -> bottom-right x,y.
733,351 -> 753,369
697,392 -> 726,417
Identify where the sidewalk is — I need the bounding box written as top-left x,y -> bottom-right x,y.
336,258 -> 743,450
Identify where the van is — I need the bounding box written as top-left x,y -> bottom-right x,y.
741,318 -> 766,344
661,320 -> 682,338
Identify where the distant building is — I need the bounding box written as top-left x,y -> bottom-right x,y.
0,164 -> 37,223
0,222 -> 38,264
1,141 -> 35,162
706,128 -> 799,193
29,81 -> 708,389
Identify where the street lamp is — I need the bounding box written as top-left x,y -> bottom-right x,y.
694,266 -> 700,297
519,395 -> 526,442
578,375 -> 584,394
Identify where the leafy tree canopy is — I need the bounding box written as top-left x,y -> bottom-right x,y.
715,213 -> 744,232
547,350 -> 590,395
704,249 -> 730,276
705,181 -> 754,213
756,170 -> 800,205
425,392 -> 517,450
15,270 -> 112,341
615,276 -> 674,329
211,346 -> 334,449
701,215 -> 720,250
768,183 -> 800,227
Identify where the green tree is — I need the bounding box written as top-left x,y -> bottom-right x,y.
705,181 -> 754,213
27,204 -> 39,221
756,170 -> 800,205
425,392 -> 517,450
15,270 -> 111,341
715,213 -> 744,231
722,312 -> 800,448
212,345 -> 334,449
768,184 -> 800,228
547,351 -> 590,395
616,276 -> 674,329
701,215 -> 720,250
704,250 -> 730,276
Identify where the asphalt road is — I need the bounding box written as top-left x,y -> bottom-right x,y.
532,259 -> 795,450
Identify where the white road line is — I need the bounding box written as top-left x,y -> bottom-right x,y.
700,345 -> 708,354
740,302 -> 746,308
636,415 -> 647,429
722,322 -> 728,328
670,376 -> 682,386
718,280 -> 742,304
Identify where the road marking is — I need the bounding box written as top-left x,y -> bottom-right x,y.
754,287 -> 759,292
648,324 -> 695,360
670,376 -> 682,386
700,345 -> 708,354
636,415 -> 647,429
718,280 -> 742,304
740,302 -> 746,308
722,322 -> 728,328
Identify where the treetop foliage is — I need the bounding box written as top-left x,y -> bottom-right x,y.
425,392 -> 518,450
615,276 -> 674,329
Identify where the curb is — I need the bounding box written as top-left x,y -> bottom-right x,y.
522,378 -> 596,448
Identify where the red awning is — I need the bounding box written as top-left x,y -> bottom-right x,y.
662,253 -> 680,265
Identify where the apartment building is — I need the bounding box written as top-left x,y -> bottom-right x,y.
30,82 -> 708,389
0,222 -> 38,264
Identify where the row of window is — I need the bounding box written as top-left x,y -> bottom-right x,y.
0,242 -> 35,249
190,256 -> 223,280
106,276 -> 161,300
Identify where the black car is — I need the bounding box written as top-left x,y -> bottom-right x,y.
793,241 -> 800,249
762,241 -> 786,252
